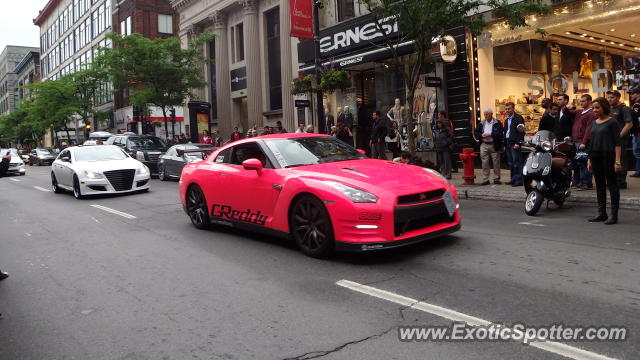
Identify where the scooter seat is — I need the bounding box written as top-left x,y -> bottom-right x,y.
552,156 -> 568,168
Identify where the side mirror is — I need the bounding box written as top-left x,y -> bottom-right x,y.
516,123 -> 526,132
176,149 -> 184,157
356,149 -> 367,155
242,158 -> 263,175
564,136 -> 572,143
61,157 -> 70,163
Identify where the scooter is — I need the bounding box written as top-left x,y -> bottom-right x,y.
520,125 -> 575,216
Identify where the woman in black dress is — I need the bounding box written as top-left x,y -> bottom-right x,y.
587,97 -> 622,224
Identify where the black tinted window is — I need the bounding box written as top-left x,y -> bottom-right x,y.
230,143 -> 269,167
214,148 -> 231,164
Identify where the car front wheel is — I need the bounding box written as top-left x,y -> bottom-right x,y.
73,175 -> 84,199
290,195 -> 334,258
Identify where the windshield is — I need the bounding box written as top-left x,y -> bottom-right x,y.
532,130 -> 555,145
127,137 -> 167,150
264,137 -> 365,168
74,146 -> 129,161
37,149 -> 55,155
1,149 -> 18,157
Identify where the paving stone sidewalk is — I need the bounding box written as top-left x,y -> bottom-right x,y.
451,169 -> 640,210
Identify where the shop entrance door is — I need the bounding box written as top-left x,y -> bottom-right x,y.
354,70 -> 377,153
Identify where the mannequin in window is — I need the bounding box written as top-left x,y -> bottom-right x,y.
324,107 -> 334,134
338,105 -> 354,129
579,52 -> 593,78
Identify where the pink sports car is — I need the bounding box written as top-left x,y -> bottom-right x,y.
179,133 -> 460,257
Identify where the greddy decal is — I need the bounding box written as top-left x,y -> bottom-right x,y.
211,204 -> 268,226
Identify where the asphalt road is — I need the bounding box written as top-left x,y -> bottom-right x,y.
1,166 -> 638,360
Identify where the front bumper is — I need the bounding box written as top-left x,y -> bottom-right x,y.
335,223 -> 461,251
8,165 -> 26,174
78,174 -> 151,195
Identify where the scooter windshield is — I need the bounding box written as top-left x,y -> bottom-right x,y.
532,130 -> 556,146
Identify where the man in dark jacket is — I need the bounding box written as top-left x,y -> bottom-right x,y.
370,111 -> 387,159
0,151 -> 11,177
503,102 -> 525,186
475,109 -> 504,185
538,103 -> 558,132
555,94 -> 575,140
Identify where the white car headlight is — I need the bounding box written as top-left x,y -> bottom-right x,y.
135,151 -> 146,161
541,141 -> 552,152
137,166 -> 150,176
323,181 -> 378,203
85,170 -> 104,179
423,167 -> 448,182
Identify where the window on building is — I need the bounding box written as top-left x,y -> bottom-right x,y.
337,0 -> 355,22
231,23 -> 245,63
158,14 -> 173,34
265,8 -> 282,110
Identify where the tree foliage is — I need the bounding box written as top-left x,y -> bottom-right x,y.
96,32 -> 214,130
358,0 -> 550,153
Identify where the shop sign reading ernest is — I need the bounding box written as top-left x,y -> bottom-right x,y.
319,16 -> 399,57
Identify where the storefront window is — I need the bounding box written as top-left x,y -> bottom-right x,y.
337,0 -> 355,22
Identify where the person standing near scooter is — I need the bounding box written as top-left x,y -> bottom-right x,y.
587,97 -> 622,225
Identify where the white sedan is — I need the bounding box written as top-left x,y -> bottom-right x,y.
51,145 -> 151,199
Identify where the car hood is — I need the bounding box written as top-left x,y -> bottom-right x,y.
75,158 -> 144,172
289,159 -> 447,195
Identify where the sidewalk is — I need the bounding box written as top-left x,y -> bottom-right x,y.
450,169 -> 640,210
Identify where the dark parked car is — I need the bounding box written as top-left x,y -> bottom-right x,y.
106,134 -> 168,175
158,144 -> 215,181
29,148 -> 57,166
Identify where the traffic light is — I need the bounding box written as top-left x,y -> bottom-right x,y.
170,108 -> 176,124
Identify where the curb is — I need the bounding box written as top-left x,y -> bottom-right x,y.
457,185 -> 640,210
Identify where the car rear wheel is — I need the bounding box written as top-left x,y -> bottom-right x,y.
186,185 -> 210,229
290,195 -> 334,258
73,175 -> 84,199
51,173 -> 63,193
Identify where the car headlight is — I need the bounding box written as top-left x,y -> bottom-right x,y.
85,170 -> 104,179
541,141 -> 552,152
136,166 -> 150,176
135,151 -> 146,161
423,167 -> 448,182
323,181 -> 378,203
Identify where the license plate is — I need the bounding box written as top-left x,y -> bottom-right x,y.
443,190 -> 456,217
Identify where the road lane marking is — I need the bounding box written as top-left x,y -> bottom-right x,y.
91,216 -> 101,224
9,178 -> 20,182
518,221 -> 545,227
336,280 -> 617,360
34,186 -> 51,192
90,204 -> 137,219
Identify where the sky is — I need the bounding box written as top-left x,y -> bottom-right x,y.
0,0 -> 49,52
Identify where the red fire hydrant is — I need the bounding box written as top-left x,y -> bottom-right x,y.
459,147 -> 477,185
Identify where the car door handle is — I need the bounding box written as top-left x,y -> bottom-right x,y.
272,184 -> 282,190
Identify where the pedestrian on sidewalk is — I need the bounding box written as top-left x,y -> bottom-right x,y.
474,109 -> 503,185
434,119 -> 453,179
607,90 -> 634,189
628,87 -> 640,178
439,111 -> 459,173
0,151 -> 10,177
587,97 -> 621,225
538,102 -> 558,132
503,102 -> 525,186
386,121 -> 401,158
555,94 -> 575,140
295,123 -> 305,133
572,94 -> 597,190
370,111 -> 387,159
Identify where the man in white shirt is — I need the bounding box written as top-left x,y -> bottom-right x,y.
474,109 -> 504,185
294,123 -> 305,133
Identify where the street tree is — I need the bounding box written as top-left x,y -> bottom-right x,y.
96,32 -> 214,137
358,0 -> 549,153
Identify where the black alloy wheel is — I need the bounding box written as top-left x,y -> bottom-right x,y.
291,195 -> 334,258
186,185 -> 210,229
73,175 -> 84,199
159,163 -> 168,181
51,173 -> 63,193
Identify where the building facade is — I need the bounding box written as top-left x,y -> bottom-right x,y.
0,46 -> 41,116
14,51 -> 42,109
112,0 -> 183,137
34,0 -> 114,143
171,0 -> 297,138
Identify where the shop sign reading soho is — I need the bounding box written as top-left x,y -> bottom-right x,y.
526,69 -> 619,95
